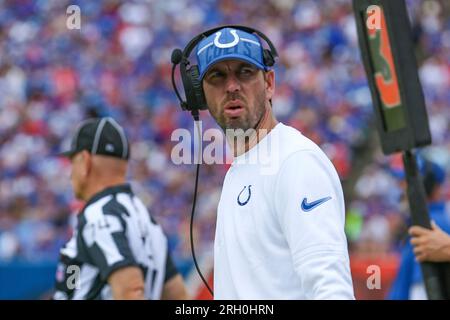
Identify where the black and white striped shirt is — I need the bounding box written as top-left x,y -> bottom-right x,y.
53,184 -> 178,300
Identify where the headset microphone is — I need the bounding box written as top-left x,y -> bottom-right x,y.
171,48 -> 183,65
171,49 -> 191,113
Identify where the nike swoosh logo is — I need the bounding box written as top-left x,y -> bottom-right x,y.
301,196 -> 332,212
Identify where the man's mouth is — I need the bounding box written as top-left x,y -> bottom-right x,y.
224,100 -> 244,118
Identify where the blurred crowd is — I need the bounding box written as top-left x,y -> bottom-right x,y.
0,0 -> 449,288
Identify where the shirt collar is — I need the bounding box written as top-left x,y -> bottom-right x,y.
83,183 -> 132,209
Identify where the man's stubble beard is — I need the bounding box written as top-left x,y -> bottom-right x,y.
215,88 -> 267,132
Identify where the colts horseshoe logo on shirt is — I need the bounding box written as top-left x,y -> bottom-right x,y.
237,185 -> 252,206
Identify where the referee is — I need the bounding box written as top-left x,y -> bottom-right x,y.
54,117 -> 188,300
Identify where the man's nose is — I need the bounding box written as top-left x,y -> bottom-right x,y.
225,74 -> 241,94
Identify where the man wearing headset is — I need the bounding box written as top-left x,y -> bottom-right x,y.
174,26 -> 354,299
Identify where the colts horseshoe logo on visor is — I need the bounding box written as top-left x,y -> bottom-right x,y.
214,29 -> 240,48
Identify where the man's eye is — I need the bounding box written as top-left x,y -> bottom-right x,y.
207,71 -> 224,80
240,67 -> 256,76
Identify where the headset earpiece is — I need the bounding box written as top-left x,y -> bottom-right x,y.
188,66 -> 208,111
177,56 -> 208,112
263,49 -> 275,67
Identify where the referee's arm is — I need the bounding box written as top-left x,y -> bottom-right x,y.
161,248 -> 189,299
81,211 -> 145,300
109,266 -> 145,300
109,240 -> 189,299
161,274 -> 189,299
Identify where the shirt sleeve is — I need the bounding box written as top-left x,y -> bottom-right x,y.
164,247 -> 180,283
274,149 -> 355,299
81,206 -> 139,281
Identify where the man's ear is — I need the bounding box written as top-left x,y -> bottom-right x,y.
80,150 -> 92,177
264,70 -> 275,102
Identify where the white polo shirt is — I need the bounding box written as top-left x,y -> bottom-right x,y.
214,123 -> 354,299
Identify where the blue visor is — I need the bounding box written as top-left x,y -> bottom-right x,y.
196,27 -> 269,80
